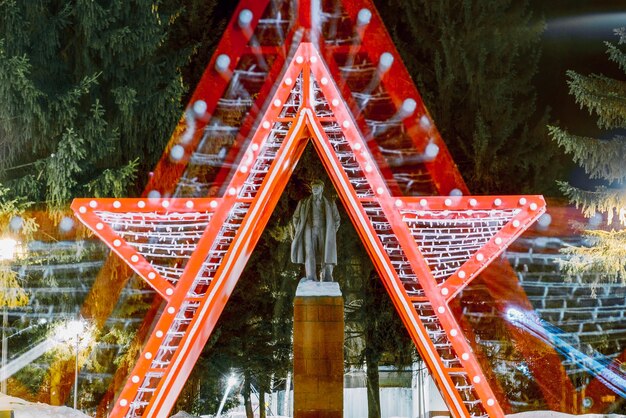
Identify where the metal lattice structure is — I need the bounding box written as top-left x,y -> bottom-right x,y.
73,43 -> 546,418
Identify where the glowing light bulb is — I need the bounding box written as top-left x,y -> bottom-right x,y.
216,54 -> 231,73
357,8 -> 372,26
401,98 -> 417,116
193,100 -> 207,116
424,142 -> 439,159
379,52 -> 394,71
170,145 -> 185,161
238,9 -> 253,28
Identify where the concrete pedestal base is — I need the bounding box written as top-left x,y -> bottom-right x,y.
293,281 -> 344,418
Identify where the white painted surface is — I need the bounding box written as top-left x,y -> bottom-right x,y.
295,281 -> 342,297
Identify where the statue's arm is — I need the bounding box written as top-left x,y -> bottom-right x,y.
332,201 -> 340,231
292,200 -> 302,227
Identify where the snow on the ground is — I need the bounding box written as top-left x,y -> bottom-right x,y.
2,394 -> 625,418
295,280 -> 342,297
0,394 -> 91,418
507,412 -> 625,418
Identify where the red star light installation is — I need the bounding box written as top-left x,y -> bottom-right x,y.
73,43 -> 546,418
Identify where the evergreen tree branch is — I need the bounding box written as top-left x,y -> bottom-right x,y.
548,125 -> 626,182
557,181 -> 626,225
565,71 -> 626,130
85,159 -> 139,198
560,229 -> 626,285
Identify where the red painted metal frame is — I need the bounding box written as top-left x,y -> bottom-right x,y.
57,0 -> 579,414
73,43 -> 546,418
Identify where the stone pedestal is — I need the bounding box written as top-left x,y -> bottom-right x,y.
293,281 -> 344,418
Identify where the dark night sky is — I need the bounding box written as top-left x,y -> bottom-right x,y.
532,1 -> 625,135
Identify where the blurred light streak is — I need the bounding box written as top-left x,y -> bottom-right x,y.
506,307 -> 626,398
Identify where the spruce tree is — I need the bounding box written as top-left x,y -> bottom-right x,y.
548,27 -> 626,284
0,0 -> 187,214
375,0 -> 562,194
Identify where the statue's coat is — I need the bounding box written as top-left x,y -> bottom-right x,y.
290,195 -> 340,265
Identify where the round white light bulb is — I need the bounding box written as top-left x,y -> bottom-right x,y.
170,144 -> 185,161
215,54 -> 231,72
193,100 -> 207,116
238,9 -> 253,28
357,8 -> 372,26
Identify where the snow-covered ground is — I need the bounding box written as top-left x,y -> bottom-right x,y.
0,394 -> 91,418
1,394 -> 625,418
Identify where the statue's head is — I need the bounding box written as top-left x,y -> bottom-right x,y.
310,179 -> 324,196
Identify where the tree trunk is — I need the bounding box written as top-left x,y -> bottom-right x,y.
242,372 -> 254,418
365,353 -> 381,418
259,390 -> 266,418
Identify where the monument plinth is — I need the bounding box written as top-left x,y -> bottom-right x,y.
293,281 -> 344,418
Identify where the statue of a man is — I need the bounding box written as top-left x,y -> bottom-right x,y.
291,179 -> 341,282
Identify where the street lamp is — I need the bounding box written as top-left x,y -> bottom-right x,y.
56,319 -> 92,410
216,374 -> 238,418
